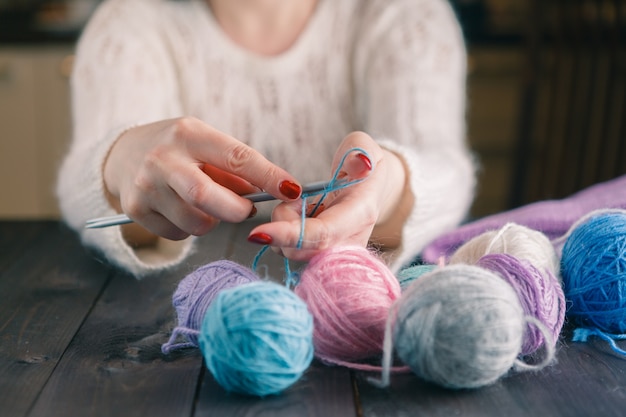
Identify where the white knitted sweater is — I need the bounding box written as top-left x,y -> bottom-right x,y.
57,0 -> 476,277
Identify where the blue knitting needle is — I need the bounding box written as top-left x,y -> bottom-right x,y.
84,180 -> 331,229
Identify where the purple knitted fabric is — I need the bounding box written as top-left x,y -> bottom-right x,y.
422,175 -> 626,264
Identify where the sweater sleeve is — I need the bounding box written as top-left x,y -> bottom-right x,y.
56,0 -> 194,277
353,0 -> 477,272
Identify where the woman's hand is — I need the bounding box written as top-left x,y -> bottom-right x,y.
247,131 -> 414,261
103,117 -> 303,245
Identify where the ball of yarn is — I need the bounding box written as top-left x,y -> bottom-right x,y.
295,246 -> 401,365
200,281 -> 314,396
450,223 -> 560,278
561,212 -> 626,333
477,253 -> 565,355
171,260 -> 260,346
396,264 -> 437,290
393,264 -> 525,389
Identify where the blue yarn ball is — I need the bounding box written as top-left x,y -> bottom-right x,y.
397,264 -> 437,290
199,281 -> 314,396
561,212 -> 626,333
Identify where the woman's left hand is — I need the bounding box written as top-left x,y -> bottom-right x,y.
247,131 -> 411,261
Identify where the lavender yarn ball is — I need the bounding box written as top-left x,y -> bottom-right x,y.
172,260 -> 260,346
477,253 -> 565,355
394,265 -> 525,389
199,281 -> 314,396
561,212 -> 626,333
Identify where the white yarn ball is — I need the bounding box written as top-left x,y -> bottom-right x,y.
394,264 -> 524,389
449,223 -> 560,278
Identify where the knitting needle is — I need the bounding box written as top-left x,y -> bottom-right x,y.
85,180 -> 331,229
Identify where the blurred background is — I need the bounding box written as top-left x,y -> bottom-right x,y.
0,0 -> 624,220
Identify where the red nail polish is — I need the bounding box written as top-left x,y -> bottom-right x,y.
248,232 -> 273,245
247,205 -> 257,219
279,180 -> 302,199
356,153 -> 373,171
307,203 -> 326,217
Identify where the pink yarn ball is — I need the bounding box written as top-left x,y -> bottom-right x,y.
295,246 -> 401,366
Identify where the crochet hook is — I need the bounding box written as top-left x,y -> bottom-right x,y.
84,180 -> 331,229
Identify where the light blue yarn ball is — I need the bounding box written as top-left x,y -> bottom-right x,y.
561,212 -> 626,333
397,264 -> 437,290
199,281 -> 314,396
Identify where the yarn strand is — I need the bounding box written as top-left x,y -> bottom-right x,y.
367,301 -> 400,388
252,147 -> 374,287
512,316 -> 556,371
485,222 -> 516,254
572,328 -> 626,356
296,147 -> 372,249
162,327 -> 201,354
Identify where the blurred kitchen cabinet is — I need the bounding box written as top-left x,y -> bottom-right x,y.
0,45 -> 73,218
466,46 -> 524,218
510,0 -> 626,208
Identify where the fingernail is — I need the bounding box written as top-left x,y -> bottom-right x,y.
279,180 -> 302,199
307,203 -> 326,217
247,205 -> 257,219
356,153 -> 373,171
248,232 -> 273,245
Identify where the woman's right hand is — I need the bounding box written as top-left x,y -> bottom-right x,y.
103,117 -> 302,244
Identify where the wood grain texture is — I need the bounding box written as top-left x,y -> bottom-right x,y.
6,220 -> 626,417
27,223 -> 239,417
195,362 -> 357,417
0,222 -> 111,417
0,220 -> 55,273
354,327 -> 626,417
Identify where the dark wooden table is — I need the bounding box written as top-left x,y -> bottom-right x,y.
2,220 -> 626,417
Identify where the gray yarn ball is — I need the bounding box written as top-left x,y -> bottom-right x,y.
394,264 -> 524,389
